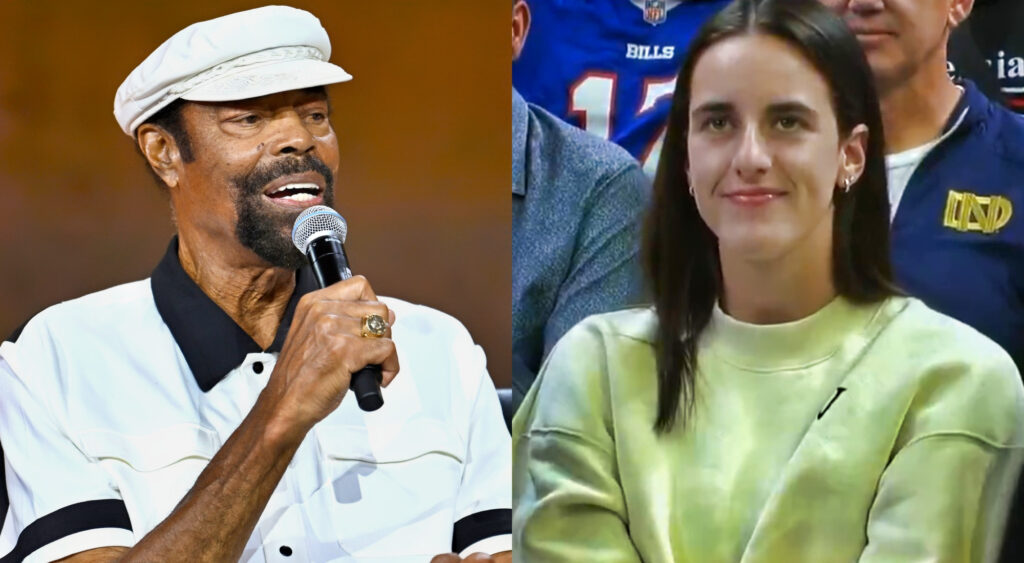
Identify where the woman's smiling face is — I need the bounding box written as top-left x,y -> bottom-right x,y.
686,32 -> 866,264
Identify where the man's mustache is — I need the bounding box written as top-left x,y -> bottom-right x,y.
237,155 -> 335,197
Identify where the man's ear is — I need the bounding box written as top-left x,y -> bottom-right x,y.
512,0 -> 531,61
949,0 -> 975,28
136,124 -> 182,190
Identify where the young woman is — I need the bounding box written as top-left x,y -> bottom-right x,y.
511,0 -> 1024,561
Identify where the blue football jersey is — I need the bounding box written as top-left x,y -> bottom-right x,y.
513,0 -> 729,175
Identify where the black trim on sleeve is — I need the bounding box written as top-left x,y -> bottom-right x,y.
0,499 -> 132,563
452,508 -> 512,554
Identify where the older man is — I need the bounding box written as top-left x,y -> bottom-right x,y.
821,0 -> 1024,371
0,6 -> 510,563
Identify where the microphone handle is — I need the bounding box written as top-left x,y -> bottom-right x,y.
306,237 -> 385,412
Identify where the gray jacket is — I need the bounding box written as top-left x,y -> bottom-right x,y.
512,89 -> 651,410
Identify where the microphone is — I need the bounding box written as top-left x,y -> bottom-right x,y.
291,205 -> 384,412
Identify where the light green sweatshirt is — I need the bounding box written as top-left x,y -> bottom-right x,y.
513,296 -> 1024,562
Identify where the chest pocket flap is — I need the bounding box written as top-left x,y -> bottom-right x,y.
80,424 -> 221,472
314,418 -> 464,465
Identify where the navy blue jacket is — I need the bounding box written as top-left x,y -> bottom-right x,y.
892,80 -> 1024,370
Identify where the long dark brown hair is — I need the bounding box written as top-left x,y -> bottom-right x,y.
644,0 -> 898,433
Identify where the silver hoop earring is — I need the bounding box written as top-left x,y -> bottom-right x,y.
689,184 -> 695,197
841,176 -> 852,193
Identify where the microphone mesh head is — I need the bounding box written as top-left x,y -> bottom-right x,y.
291,205 -> 348,254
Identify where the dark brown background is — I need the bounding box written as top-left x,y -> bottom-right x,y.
0,1 -> 512,386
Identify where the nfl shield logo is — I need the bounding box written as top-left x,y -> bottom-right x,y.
644,0 -> 667,25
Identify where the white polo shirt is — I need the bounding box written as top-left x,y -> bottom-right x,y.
0,240 -> 512,563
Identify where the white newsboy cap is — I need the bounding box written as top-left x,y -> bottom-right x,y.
114,5 -> 352,136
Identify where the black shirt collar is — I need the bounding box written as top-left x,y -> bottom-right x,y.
150,237 -> 318,392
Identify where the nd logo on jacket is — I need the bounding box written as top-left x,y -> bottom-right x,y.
942,189 -> 1014,233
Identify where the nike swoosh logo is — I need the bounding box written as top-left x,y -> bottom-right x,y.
817,387 -> 848,419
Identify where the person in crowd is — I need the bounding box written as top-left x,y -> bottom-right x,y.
513,0 -> 730,176
821,0 -> 1024,371
511,0 -> 651,411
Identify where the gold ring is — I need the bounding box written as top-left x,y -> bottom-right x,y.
361,314 -> 388,338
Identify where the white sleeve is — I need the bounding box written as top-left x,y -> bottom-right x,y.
0,340 -> 134,563
450,337 -> 512,557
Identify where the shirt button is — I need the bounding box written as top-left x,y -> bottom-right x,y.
252,361 -> 264,374
279,545 -> 293,557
